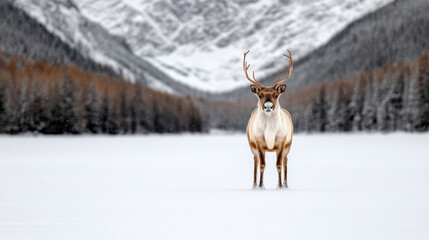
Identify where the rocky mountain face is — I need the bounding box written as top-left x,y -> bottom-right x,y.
73,0 -> 393,92
0,1 -> 115,76
9,0 -> 412,96
261,0 -> 429,91
220,0 -> 429,100
8,0 -> 199,95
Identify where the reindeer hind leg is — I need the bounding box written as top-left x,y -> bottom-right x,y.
283,156 -> 288,188
276,149 -> 283,189
283,143 -> 291,188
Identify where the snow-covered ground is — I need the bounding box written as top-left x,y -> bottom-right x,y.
1,133 -> 428,239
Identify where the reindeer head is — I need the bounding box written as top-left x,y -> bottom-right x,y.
243,50 -> 293,115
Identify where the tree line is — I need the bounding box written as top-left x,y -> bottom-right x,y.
1,51 -> 427,134
285,53 -> 429,132
201,52 -> 429,133
0,54 -> 203,134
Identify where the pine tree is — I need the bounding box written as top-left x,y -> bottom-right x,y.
48,71 -> 78,134
4,82 -> 20,134
350,76 -> 366,131
326,92 -> 337,132
29,93 -> 49,133
362,74 -> 378,131
3,58 -> 20,134
377,66 -> 402,132
152,99 -> 164,133
0,81 -> 5,133
385,66 -> 405,131
411,54 -> 429,131
119,86 -> 132,134
18,78 -> 31,132
134,85 -> 151,132
311,84 -> 328,132
100,92 -> 119,135
83,82 -> 101,133
188,101 -> 203,132
400,66 -> 414,131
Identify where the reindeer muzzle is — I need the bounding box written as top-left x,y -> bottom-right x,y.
264,101 -> 274,113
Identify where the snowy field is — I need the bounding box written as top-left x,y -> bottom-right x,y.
0,133 -> 428,239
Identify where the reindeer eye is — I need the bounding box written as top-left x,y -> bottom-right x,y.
274,95 -> 278,98
259,94 -> 263,98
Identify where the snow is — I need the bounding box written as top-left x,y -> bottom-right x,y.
74,0 -> 394,92
12,0 -> 128,80
13,0 -> 394,93
1,133 -> 429,239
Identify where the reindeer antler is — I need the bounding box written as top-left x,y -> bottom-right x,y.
273,50 -> 293,88
243,50 -> 264,89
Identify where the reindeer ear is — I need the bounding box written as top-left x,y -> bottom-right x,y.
276,84 -> 287,94
250,84 -> 261,93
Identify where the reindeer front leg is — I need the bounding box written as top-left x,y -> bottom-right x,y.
253,156 -> 259,189
258,149 -> 266,189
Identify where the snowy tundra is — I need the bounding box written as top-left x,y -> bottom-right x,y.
0,133 -> 428,239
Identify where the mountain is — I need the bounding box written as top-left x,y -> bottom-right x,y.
8,0 -> 412,96
222,0 -> 429,100
71,0 -> 393,92
263,0 -> 429,88
9,0 -> 199,95
0,1 -> 115,76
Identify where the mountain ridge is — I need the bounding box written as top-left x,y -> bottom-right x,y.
72,0 -> 393,92
7,0 -> 419,99
9,0 -> 201,96
0,1 -> 116,76
218,0 -> 429,100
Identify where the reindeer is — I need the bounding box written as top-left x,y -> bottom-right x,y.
244,50 -> 294,189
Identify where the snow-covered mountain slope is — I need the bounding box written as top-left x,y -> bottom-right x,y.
10,0 -> 198,95
0,1 -> 115,76
222,0 -> 429,100
73,0 -> 393,92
